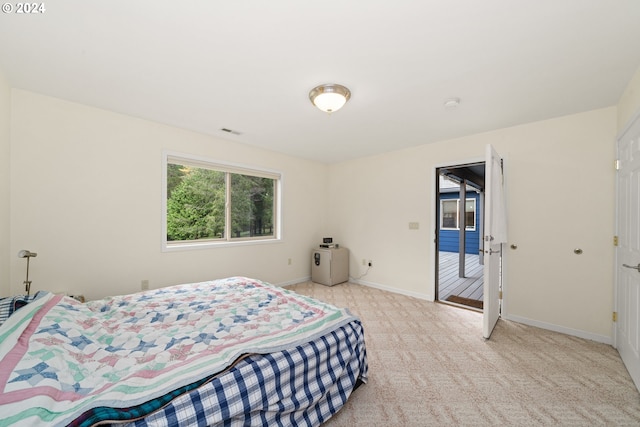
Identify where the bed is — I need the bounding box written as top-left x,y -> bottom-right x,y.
0,277 -> 368,426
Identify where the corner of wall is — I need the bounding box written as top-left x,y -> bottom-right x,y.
617,65 -> 640,131
0,70 -> 10,296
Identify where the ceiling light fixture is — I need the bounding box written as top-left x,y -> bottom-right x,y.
443,97 -> 461,109
309,83 -> 351,114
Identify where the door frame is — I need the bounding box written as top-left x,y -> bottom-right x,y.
483,144 -> 507,338
431,155 -> 510,318
613,108 -> 640,390
614,108 -> 640,348
431,156 -> 484,302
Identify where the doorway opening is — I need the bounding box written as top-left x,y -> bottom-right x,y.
435,162 -> 486,311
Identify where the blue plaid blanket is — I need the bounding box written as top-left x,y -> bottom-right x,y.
79,320 -> 367,426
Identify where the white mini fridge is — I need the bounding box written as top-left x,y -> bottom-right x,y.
311,247 -> 349,286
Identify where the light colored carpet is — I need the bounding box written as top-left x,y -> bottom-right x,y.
287,281 -> 640,426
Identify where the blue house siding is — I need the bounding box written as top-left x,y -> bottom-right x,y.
439,192 -> 481,254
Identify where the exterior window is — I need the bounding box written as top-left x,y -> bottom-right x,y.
440,198 -> 476,231
464,199 -> 476,230
441,200 -> 458,229
163,153 -> 280,250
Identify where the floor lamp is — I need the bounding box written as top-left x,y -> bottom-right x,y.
18,250 -> 37,296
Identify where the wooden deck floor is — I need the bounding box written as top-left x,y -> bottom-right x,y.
438,251 -> 483,304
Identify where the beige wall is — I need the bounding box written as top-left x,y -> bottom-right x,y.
0,70 -> 9,296
6,72 -> 637,342
9,90 -> 328,300
618,66 -> 640,131
328,107 -> 617,343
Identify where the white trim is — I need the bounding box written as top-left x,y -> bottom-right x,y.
351,278 -> 433,301
285,276 -> 611,345
504,314 -> 612,345
613,108 -> 640,391
432,156 -> 485,300
161,150 -> 283,252
440,199 -> 459,230
162,238 -> 283,252
278,276 -> 312,288
281,276 -> 435,301
439,198 -> 477,231
165,150 -> 282,179
613,108 -> 640,348
465,198 -> 477,231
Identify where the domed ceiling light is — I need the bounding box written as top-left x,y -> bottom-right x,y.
443,97 -> 461,109
309,83 -> 351,113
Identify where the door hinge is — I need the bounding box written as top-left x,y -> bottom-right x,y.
614,235 -> 619,246
499,291 -> 503,299
613,311 -> 618,322
615,159 -> 620,170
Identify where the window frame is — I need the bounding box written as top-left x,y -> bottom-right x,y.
464,198 -> 477,231
440,199 -> 459,230
162,151 -> 282,251
439,198 -> 476,231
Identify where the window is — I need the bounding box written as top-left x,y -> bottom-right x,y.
440,198 -> 476,231
441,200 -> 458,229
464,199 -> 476,230
163,153 -> 281,250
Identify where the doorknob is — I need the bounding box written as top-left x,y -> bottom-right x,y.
622,263 -> 640,272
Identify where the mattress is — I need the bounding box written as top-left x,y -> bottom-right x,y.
0,277 -> 368,426
117,320 -> 366,426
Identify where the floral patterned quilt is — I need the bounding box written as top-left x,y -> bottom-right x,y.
0,277 -> 357,426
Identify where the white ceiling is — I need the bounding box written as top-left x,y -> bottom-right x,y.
1,1 -> 639,163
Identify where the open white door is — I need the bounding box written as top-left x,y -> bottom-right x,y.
616,112 -> 640,390
483,144 -> 507,339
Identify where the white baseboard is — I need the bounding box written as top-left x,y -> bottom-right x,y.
281,275 -> 434,302
350,278 -> 434,302
278,276 -> 311,288
504,314 -> 613,345
279,277 -> 611,346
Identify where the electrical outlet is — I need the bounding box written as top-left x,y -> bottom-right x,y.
288,258 -> 292,265
362,259 -> 366,266
409,222 -> 419,230
141,280 -> 149,290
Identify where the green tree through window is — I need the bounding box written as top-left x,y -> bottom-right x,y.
230,174 -> 274,238
165,157 -> 278,245
167,166 -> 225,240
